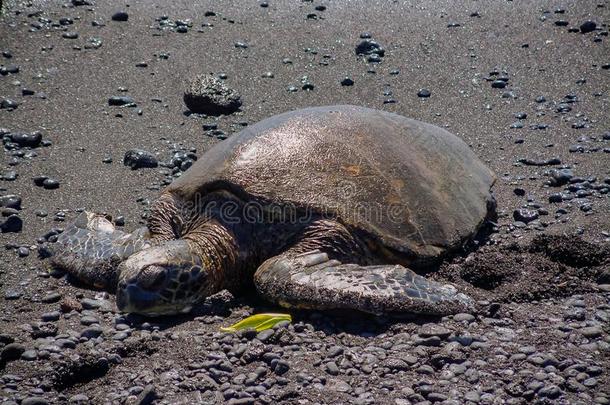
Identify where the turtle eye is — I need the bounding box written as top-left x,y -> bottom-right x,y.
178,272 -> 190,283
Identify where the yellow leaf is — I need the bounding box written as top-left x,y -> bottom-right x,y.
220,313 -> 292,332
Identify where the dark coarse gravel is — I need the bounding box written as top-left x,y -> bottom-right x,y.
1,0 -> 609,404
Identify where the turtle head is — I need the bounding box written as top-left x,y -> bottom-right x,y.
116,240 -> 215,316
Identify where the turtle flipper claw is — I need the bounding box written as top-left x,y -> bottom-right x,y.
254,250 -> 473,315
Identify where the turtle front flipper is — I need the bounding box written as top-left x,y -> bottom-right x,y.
47,211 -> 151,290
254,250 -> 473,315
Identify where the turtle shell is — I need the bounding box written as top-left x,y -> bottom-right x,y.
168,105 -> 496,260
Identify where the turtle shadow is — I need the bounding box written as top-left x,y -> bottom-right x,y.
120,290 -> 247,331
219,293 -> 448,337
182,107 -> 243,118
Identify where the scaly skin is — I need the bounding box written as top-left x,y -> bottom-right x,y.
49,193 -> 475,316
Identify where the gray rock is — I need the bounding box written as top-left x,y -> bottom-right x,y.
80,326 -> 104,339
580,326 -> 603,339
1,342 -> 25,361
123,149 -> 158,170
325,361 -> 340,375
183,74 -> 242,115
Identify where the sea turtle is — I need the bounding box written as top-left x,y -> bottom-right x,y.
48,105 -> 496,316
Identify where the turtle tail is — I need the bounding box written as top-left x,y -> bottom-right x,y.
45,212 -> 151,290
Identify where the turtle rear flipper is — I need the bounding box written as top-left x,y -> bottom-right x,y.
254,250 -> 473,315
48,212 -> 151,290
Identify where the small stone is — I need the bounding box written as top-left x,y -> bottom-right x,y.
4,289 -> 22,299
1,342 -> 25,362
580,20 -> 597,33
453,313 -> 475,322
62,32 -> 79,39
548,193 -> 563,203
0,194 -> 21,210
33,175 -> 48,186
580,326 -> 602,339
0,215 -> 23,233
419,324 -> 451,339
274,360 -> 290,375
0,98 -> 19,109
112,11 -> 129,21
340,77 -> 354,86
68,394 -> 89,404
42,178 -> 60,189
80,326 -> 104,339
256,329 -> 274,342
21,350 -> 37,361
491,80 -> 507,88
538,384 -> 562,399
80,298 -> 103,309
136,385 -> 157,405
108,96 -> 135,106
123,149 -> 158,170
549,168 -> 573,186
355,39 -> 385,57
41,311 -> 60,322
325,361 -> 340,375
8,131 -> 42,147
21,397 -> 49,405
42,292 -> 62,303
417,89 -> 431,98
513,208 -> 539,223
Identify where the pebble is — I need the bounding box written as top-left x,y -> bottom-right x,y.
340,77 -> 354,86
0,194 -> 21,209
0,215 -> 23,233
21,398 -> 49,405
21,350 -> 37,361
580,326 -> 602,339
42,178 -> 60,189
112,11 -> 129,21
513,209 -> 539,223
580,20 -> 597,33
418,324 -> 451,339
69,394 -> 89,404
1,342 -> 25,362
62,32 -> 79,39
7,131 -> 43,147
42,292 -> 62,303
548,168 -> 574,186
256,329 -> 274,342
108,96 -> 135,106
41,311 -> 60,322
417,89 -> 431,98
123,149 -> 159,169
325,361 -> 340,375
80,326 -> 104,339
453,313 -> 476,322
0,98 -> 19,109
355,39 -> 385,57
